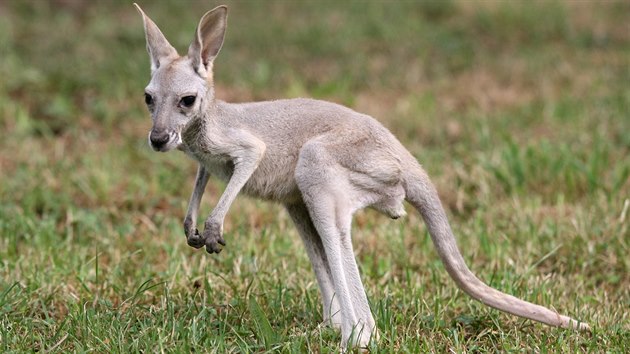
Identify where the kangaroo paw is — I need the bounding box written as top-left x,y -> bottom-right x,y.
186,228 -> 205,249
203,221 -> 226,254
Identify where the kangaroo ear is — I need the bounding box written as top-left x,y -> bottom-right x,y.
188,5 -> 228,76
134,3 -> 178,73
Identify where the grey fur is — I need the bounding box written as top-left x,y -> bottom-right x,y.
134,4 -> 590,348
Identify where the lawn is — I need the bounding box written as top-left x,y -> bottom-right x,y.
0,0 -> 628,352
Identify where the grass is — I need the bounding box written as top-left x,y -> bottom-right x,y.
1,0 -> 628,352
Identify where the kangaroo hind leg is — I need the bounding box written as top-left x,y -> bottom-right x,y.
285,202 -> 341,329
295,141 -> 376,348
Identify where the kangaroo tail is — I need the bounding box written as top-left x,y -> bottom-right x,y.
404,169 -> 590,331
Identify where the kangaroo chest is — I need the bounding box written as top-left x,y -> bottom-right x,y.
183,146 -> 234,183
183,144 -> 300,203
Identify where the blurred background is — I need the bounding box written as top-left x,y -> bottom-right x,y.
0,0 -> 628,351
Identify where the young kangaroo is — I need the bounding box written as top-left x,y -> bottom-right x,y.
134,4 -> 589,348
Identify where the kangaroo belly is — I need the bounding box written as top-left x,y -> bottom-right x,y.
242,152 -> 301,202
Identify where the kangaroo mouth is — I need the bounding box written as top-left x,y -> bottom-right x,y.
148,130 -> 182,152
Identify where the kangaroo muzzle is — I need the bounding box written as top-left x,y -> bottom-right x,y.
149,130 -> 171,151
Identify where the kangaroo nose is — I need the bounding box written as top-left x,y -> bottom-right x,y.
149,130 -> 170,150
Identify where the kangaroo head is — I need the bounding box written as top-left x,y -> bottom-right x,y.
134,4 -> 227,152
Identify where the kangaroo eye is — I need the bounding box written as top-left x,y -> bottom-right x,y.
180,95 -> 196,108
144,93 -> 153,105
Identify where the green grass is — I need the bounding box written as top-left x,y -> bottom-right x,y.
1,0 -> 628,352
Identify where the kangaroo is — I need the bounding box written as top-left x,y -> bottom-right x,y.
134,4 -> 589,348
